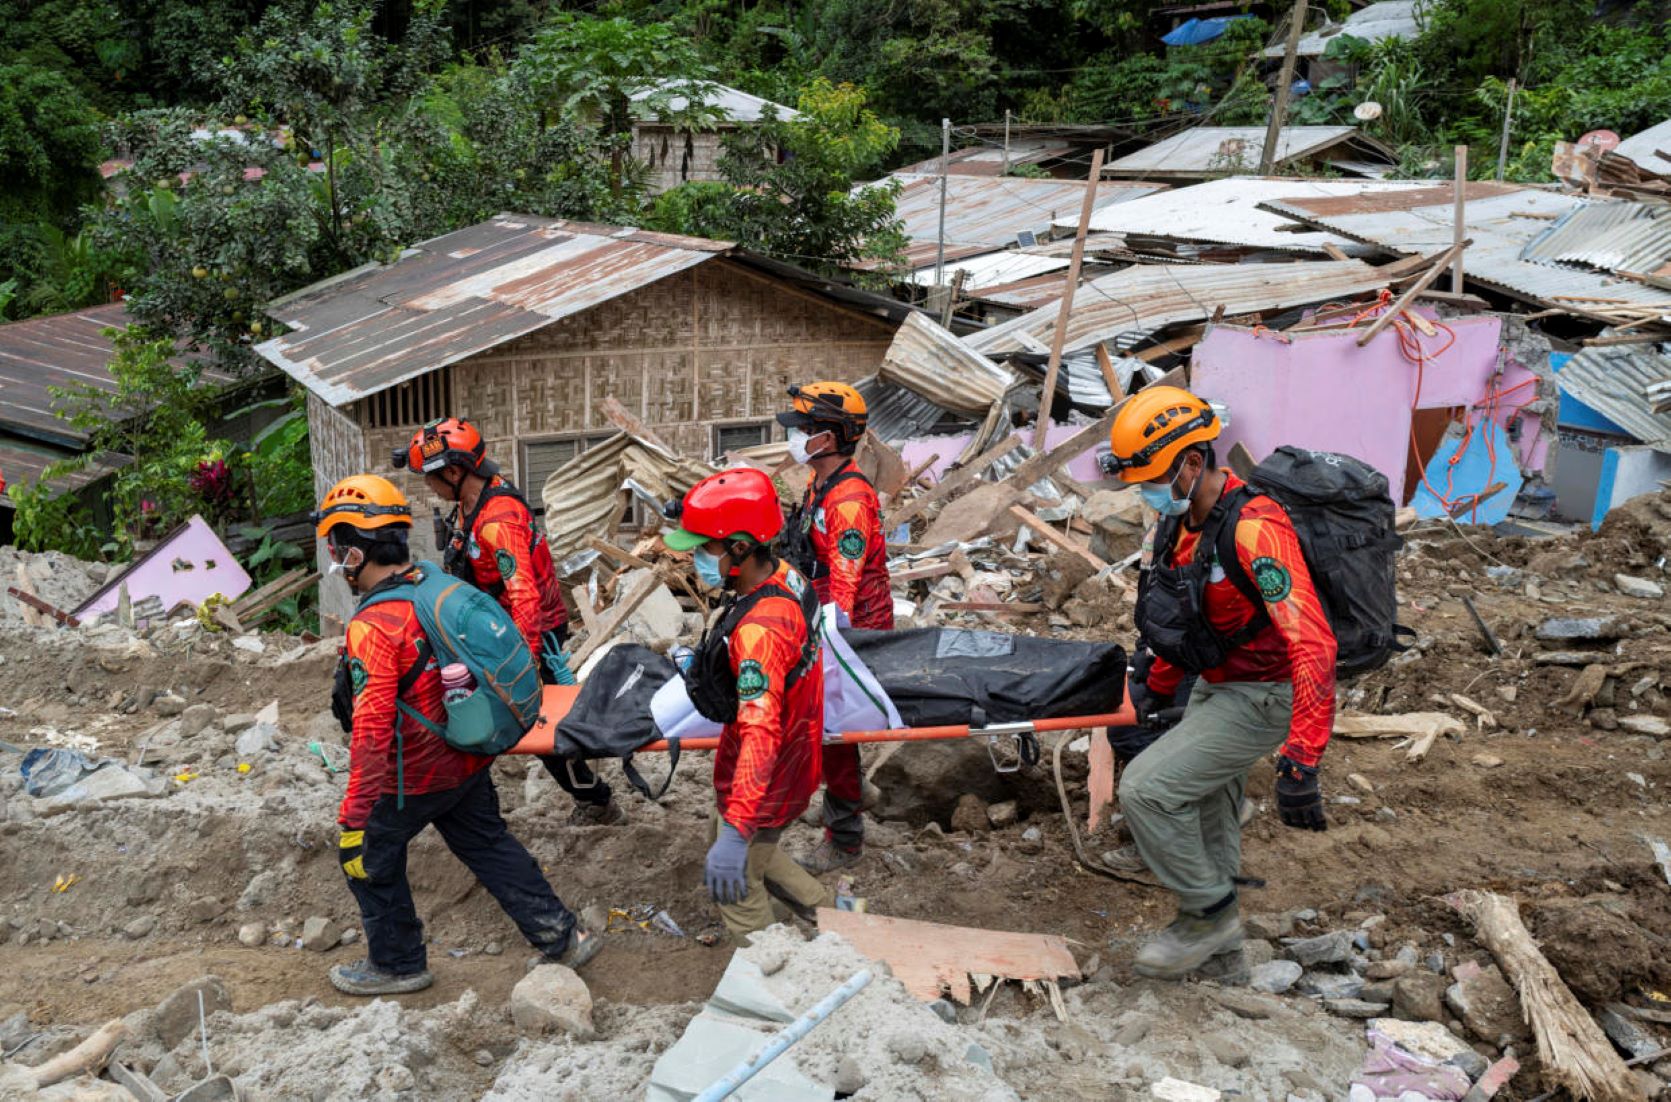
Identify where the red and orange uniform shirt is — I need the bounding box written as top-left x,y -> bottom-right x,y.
804,461 -> 893,630
715,561 -> 825,837
459,477 -> 567,659
1146,474 -> 1338,766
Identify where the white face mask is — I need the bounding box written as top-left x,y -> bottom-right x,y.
787,428 -> 813,465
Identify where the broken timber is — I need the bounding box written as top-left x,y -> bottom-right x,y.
569,570 -> 665,668
1008,505 -> 1107,572
1356,242 -> 1472,347
883,435 -> 1022,529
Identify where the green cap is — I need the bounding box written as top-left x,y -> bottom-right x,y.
662,526 -> 710,552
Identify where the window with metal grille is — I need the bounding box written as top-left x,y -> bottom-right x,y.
712,421 -> 772,460
521,433 -> 613,517
358,368 -> 452,430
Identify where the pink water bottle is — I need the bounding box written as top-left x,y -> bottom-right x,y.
440,663 -> 476,706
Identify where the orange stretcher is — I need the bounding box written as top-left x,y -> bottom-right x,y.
509,685 -> 1136,761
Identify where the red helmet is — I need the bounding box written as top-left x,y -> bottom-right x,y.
392,417 -> 487,475
662,468 -> 784,551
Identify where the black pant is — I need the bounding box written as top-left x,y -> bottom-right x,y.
537,624 -> 612,807
348,770 -> 576,974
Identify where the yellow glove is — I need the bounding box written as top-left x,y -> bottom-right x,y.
339,830 -> 367,880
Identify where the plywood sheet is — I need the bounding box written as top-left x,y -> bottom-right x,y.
816,908 -> 1080,1004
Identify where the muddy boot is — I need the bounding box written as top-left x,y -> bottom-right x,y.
1132,901 -> 1244,981
527,924 -> 605,973
1099,844 -> 1148,874
797,839 -> 862,875
568,798 -> 626,827
328,959 -> 434,996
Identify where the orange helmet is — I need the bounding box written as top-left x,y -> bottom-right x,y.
312,475 -> 413,540
392,417 -> 488,475
776,381 -> 867,447
663,468 -> 785,551
1102,386 -> 1220,483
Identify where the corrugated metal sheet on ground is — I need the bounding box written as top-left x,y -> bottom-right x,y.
1060,176 -> 1432,252
856,376 -> 973,442
964,259 -> 1389,356
1519,202 -> 1671,278
1555,345 -> 1671,445
1261,187 -> 1671,312
871,175 -> 1161,262
879,313 -> 1015,414
1615,118 -> 1671,178
909,251 -> 1070,290
258,215 -> 732,407
1263,0 -> 1423,57
539,431 -> 711,561
1103,126 -> 1394,178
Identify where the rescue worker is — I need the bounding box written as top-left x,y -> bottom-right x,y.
393,417 -> 624,826
1101,387 -> 1336,979
775,382 -> 891,874
662,468 -> 836,944
313,475 -> 601,995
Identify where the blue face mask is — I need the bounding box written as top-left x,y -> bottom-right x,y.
693,547 -> 726,589
1139,467 -> 1193,517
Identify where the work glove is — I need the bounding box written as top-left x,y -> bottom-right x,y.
339,830 -> 368,879
1274,755 -> 1327,832
1126,677 -> 1174,728
704,822 -> 750,904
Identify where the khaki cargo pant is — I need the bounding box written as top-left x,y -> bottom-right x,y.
1117,680 -> 1292,914
707,809 -> 836,946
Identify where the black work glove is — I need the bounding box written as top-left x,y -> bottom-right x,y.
1274,755 -> 1327,832
1126,677 -> 1174,729
330,652 -> 355,734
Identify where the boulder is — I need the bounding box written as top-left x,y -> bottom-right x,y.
949,794 -> 989,834
1083,489 -> 1145,561
1284,930 -> 1353,967
1614,574 -> 1664,600
986,800 -> 1018,829
153,976 -> 231,1049
1248,960 -> 1302,995
511,964 -> 595,1039
177,704 -> 221,738
1392,973 -> 1449,1023
1445,965 -> 1528,1045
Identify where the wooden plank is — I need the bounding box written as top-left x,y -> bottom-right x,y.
885,452 -> 941,508
883,435 -> 1022,529
1227,441 -> 1258,480
1034,149 -> 1106,452
587,536 -> 658,574
1008,505 -> 1106,571
242,572 -> 321,626
1321,243 -> 1350,261
6,586 -> 78,627
890,562 -> 957,584
12,565 -> 44,628
1356,242 -> 1469,347
1133,328 -> 1204,363
601,395 -> 674,453
569,570 -> 665,668
816,908 -> 1080,1005
231,567 -> 310,616
1094,342 -> 1121,403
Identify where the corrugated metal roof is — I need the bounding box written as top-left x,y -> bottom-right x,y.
879,312 -> 1015,414
1615,118 -> 1671,178
1264,0 -> 1424,57
1060,176 -> 1433,252
0,439 -> 124,505
1103,127 -> 1395,178
873,175 -> 1163,264
630,81 -> 800,124
908,250 -> 1070,290
892,139 -> 1075,177
855,376 -> 970,441
258,215 -> 733,407
965,259 -> 1389,355
1556,344 -> 1671,444
539,430 -> 712,561
0,303 -> 227,446
1520,201 -> 1671,278
1261,186 -> 1671,313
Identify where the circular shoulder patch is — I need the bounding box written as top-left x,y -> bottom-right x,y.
495,548 -> 517,581
347,656 -> 369,696
837,528 -> 866,561
736,658 -> 769,701
1250,556 -> 1292,603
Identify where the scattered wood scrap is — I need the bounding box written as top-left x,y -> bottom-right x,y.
816,907 -> 1080,1005
230,568 -> 317,627
570,570 -> 665,668
1333,712 -> 1465,763
883,435 -> 1022,530
1008,505 -> 1107,572
6,585 -> 79,627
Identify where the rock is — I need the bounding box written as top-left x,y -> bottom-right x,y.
484,941 -> 503,957
177,704 -> 221,738
1369,1018 -> 1475,1065
511,964 -> 594,1039
617,569 -> 685,653
950,794 -> 989,833
1244,912 -> 1293,941
986,800 -> 1018,829
887,1031 -> 928,1064
1393,973 -> 1450,1023
153,692 -> 187,716
1471,753 -> 1504,768
1361,980 -> 1397,1005
833,1055 -> 866,1095
1536,616 -> 1627,643
1040,550 -> 1097,610
1597,1004 -> 1663,1061
1208,988 -> 1281,1020
1347,773 -> 1375,795
1203,1034 -> 1249,1069
873,736 -> 1042,824
1614,574 -> 1664,599
1445,966 -> 1528,1045
1365,959 -> 1414,981
1298,971 -> 1364,1000
153,977 -> 232,1049
1284,930 -> 1354,967
1240,939 -> 1276,968
236,923 -> 265,948
301,916 -> 341,953
127,870 -> 165,907
377,1065 -> 415,1093
1112,1016 -> 1151,1045
237,868 -> 283,911
1621,715 -> 1671,737
1083,488 -> 1145,561
1248,960 -> 1302,994
1017,825 -> 1044,855
187,897 -> 226,924
1326,998 -> 1390,1019
124,915 -> 157,940
235,724 -> 277,757
41,764 -> 157,808
927,999 -> 957,1024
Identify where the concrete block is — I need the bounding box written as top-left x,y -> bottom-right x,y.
709,956 -> 796,1023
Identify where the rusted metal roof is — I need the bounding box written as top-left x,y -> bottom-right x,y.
0,438 -> 124,506
258,215 -> 733,408
1556,344 -> 1671,444
964,259 -> 1389,356
1520,201 -> 1671,280
0,303 -> 226,446
1260,187 -> 1671,314
880,312 -> 1015,414
892,139 -> 1076,178
1103,127 -> 1395,179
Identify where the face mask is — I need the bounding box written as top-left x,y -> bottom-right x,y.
693,547 -> 726,589
1139,465 -> 1194,518
787,428 -> 814,465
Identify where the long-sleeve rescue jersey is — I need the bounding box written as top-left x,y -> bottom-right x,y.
1145,474 -> 1337,767
337,572 -> 491,829
449,477 -> 567,661
798,460 -> 893,630
715,561 -> 825,838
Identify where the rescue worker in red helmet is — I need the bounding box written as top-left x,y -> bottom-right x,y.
775,382 -> 891,875
1101,386 -> 1336,980
664,468 -> 836,944
313,475 -> 601,996
393,417 -> 624,827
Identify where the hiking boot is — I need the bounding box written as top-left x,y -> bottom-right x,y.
527,926 -> 606,973
1099,844 -> 1148,874
1132,905 -> 1244,981
568,798 -> 626,827
797,839 -> 863,875
328,959 -> 434,996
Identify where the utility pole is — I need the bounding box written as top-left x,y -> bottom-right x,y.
1259,0 -> 1308,175
1002,109 -> 1012,175
934,117 -> 950,288
1494,78 -> 1518,181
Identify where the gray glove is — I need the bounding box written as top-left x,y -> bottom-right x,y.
704,822 -> 750,903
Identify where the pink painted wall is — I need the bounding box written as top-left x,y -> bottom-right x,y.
74,515 -> 252,620
899,423 -> 1113,488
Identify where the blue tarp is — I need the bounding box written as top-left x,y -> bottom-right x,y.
1411,419 -> 1523,527
1162,15 -> 1255,46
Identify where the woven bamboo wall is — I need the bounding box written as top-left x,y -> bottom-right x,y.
305,393 -> 368,632
631,126 -> 728,195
